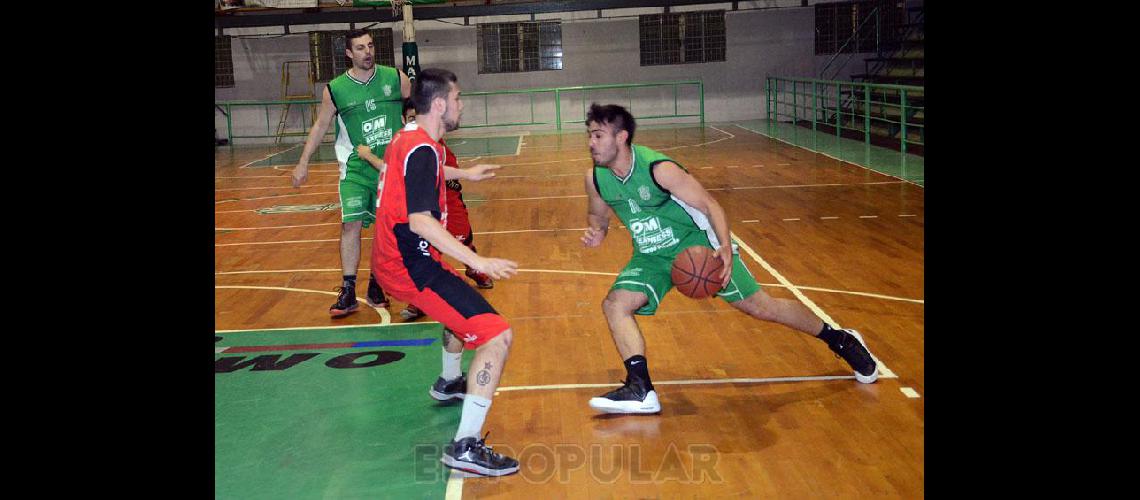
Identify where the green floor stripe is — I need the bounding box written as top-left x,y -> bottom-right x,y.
733,119 -> 924,186
215,322 -> 471,499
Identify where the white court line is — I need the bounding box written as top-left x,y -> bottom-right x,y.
742,219 -> 759,223
445,470 -> 464,500
216,183 -> 338,192
498,374 -> 860,392
216,191 -> 338,205
783,218 -> 801,221
730,232 -> 898,379
217,222 -> 341,231
237,143 -> 302,169
216,321 -> 439,334
899,214 -> 917,217
215,237 -> 366,247
900,387 -> 921,398
820,216 -> 839,220
733,124 -> 924,189
726,165 -> 740,169
859,215 -> 879,219
214,285 -> 390,324
213,268 -> 923,304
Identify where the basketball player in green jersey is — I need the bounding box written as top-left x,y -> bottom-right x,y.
292,29 -> 411,317
581,104 -> 881,414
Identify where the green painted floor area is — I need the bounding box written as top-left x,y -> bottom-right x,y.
732,119 -> 924,186
215,323 -> 474,499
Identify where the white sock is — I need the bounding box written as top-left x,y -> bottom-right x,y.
441,348 -> 463,380
454,395 -> 492,441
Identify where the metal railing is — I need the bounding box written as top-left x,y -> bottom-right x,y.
215,99 -> 335,144
216,81 -> 703,144
765,76 -> 924,154
459,81 -> 704,130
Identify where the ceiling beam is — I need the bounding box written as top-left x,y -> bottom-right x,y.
216,0 -> 747,29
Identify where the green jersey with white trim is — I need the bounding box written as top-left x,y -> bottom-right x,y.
593,144 -> 725,257
327,66 -> 404,185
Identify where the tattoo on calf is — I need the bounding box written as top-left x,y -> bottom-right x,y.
476,361 -> 492,386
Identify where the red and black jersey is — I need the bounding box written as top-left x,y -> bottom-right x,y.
372,123 -> 451,293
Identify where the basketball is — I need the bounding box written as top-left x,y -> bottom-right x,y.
671,245 -> 725,299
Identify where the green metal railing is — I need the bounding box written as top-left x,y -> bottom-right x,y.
216,81 -> 703,144
458,80 -> 704,130
765,76 -> 923,154
214,99 -> 337,144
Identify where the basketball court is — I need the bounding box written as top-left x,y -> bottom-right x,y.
215,1 -> 923,497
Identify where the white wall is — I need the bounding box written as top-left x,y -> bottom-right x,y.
216,6 -> 853,142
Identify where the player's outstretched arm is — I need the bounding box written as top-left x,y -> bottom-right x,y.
444,164 -> 499,181
293,87 -> 336,188
408,212 -> 518,280
653,162 -> 733,287
582,169 -> 612,248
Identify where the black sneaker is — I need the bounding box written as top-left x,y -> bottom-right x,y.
366,275 -> 389,308
430,374 -> 467,401
828,329 -> 879,384
588,378 -> 661,414
329,285 -> 359,317
399,304 -> 425,321
441,433 -> 519,477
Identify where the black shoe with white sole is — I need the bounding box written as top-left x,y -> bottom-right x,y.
829,329 -> 879,384
430,374 -> 467,401
441,433 -> 519,477
588,378 -> 661,414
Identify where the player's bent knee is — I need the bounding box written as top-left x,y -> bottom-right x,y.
602,293 -> 638,318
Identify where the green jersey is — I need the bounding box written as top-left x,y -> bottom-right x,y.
327,66 -> 404,185
593,144 -> 725,257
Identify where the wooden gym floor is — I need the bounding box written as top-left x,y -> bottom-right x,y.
215,122 -> 924,498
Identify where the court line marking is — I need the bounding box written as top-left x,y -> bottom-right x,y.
730,231 -> 898,379
732,123 -> 924,188
497,374 -> 862,392
217,222 -> 342,231
900,387 -> 921,398
212,180 -> 910,208
214,285 -> 390,324
445,470 -> 464,500
237,143 -> 303,169
213,268 -> 923,304
216,183 -> 339,192
217,322 -> 433,333
216,191 -> 339,205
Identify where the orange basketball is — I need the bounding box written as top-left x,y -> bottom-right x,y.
670,246 -> 725,299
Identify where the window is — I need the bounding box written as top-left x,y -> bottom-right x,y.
310,28 -> 396,83
815,1 -> 905,55
640,10 -> 726,66
215,35 -> 235,88
478,21 -> 563,74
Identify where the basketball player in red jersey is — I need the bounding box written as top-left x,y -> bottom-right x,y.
356,69 -> 519,477
396,99 -> 494,323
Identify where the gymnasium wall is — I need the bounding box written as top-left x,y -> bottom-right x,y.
215,3 -> 874,142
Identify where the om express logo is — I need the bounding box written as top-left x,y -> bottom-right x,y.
362,115 -> 394,146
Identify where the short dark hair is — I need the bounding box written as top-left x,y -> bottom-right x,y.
586,103 -> 635,145
344,29 -> 371,50
412,68 -> 458,115
403,98 -> 415,115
